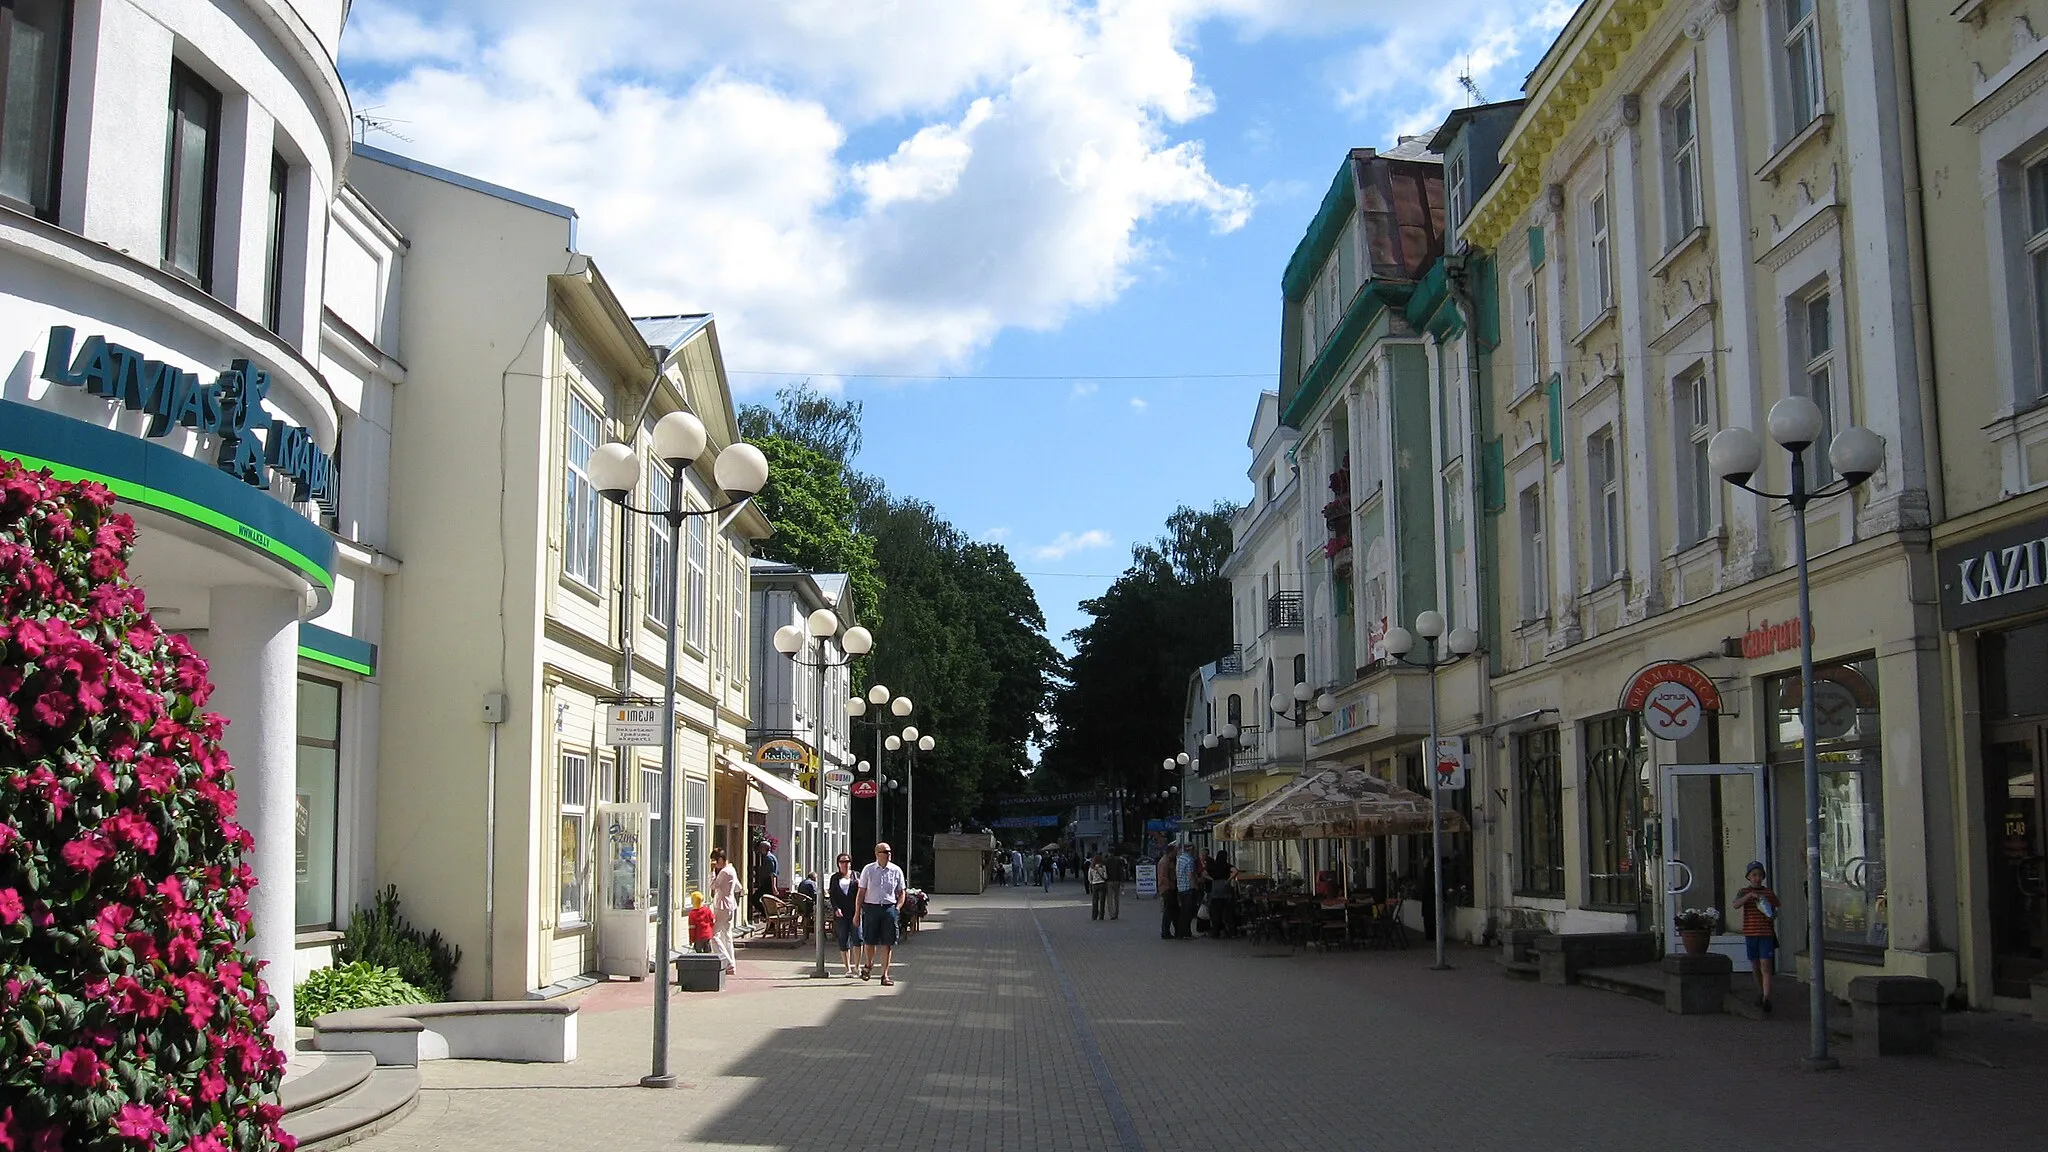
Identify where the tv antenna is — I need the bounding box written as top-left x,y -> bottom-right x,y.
1457,58 -> 1486,106
353,107 -> 414,145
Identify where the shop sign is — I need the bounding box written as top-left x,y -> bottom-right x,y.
992,815 -> 1058,828
39,327 -> 337,513
851,779 -> 879,799
753,738 -> 813,768
1327,693 -> 1378,738
1432,737 -> 1466,790
823,768 -> 854,788
1737,618 -> 1804,659
604,704 -> 663,746
1937,516 -> 2048,630
1619,662 -> 1722,742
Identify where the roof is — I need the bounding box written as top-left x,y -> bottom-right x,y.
350,143 -> 578,223
632,314 -> 714,355
1427,99 -> 1528,153
812,573 -> 850,605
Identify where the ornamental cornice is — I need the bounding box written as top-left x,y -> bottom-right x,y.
1465,0 -> 1667,251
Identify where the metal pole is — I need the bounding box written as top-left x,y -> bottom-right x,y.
874,718 -> 884,853
641,477 -> 684,1089
812,649 -> 830,977
906,742 -> 916,877
1427,643 -> 1448,970
1790,452 -> 1836,1070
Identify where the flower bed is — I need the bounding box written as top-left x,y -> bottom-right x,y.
0,459 -> 293,1151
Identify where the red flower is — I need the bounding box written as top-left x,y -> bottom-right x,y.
112,1103 -> 166,1142
58,833 -> 113,874
43,1046 -> 101,1087
104,809 -> 160,854
184,1126 -> 229,1152
195,1069 -> 227,1103
92,903 -> 131,949
136,757 -> 178,794
31,689 -> 70,728
0,888 -> 22,926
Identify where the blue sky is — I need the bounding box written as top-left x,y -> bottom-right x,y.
336,0 -> 1571,649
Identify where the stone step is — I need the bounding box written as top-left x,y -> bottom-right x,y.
1578,965 -> 1665,1007
281,1065 -> 421,1152
278,1051 -> 376,1116
1499,959 -> 1540,982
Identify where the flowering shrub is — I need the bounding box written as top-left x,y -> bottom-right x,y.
0,459 -> 293,1151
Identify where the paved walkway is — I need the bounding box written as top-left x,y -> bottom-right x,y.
351,885 -> 2048,1152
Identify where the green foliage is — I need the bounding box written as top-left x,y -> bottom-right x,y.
294,962 -> 431,1026
738,382 -> 864,466
749,435 -> 885,641
335,886 -> 461,1001
1038,504 -> 1239,806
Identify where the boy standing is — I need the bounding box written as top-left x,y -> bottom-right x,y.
1733,860 -> 1780,1013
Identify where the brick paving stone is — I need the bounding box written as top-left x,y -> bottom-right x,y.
347,884 -> 2048,1152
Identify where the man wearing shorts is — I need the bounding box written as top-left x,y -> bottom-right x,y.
1732,860 -> 1780,1013
855,841 -> 909,986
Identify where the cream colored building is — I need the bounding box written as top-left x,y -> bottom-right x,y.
348,147 -> 767,999
1459,0 -> 1951,995
1908,0 -> 2048,1007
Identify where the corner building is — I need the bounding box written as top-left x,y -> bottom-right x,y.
0,0 -> 388,1043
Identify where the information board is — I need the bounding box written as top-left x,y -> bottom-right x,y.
1135,863 -> 1158,898
605,704 -> 662,746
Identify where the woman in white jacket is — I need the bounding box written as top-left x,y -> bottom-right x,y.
708,847 -> 740,975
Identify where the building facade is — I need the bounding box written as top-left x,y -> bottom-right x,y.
747,561 -> 856,894
1458,0 -> 1951,995
0,0 -> 377,1043
350,147 -> 767,997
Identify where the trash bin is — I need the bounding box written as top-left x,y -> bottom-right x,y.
674,952 -> 725,992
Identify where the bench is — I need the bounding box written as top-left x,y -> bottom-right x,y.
313,1000 -> 578,1066
1534,931 -> 1658,986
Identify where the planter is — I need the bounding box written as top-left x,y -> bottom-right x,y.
1677,929 -> 1712,956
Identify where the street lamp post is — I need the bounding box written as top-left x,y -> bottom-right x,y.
1266,684 -> 1335,877
848,687 -> 912,846
1709,396 -> 1885,1072
587,411 -> 770,1090
774,611 -> 875,980
1159,752 -> 1189,844
1382,612 -> 1480,972
903,728 -> 935,876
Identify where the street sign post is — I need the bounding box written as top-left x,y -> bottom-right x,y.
604,704 -> 663,746
1433,737 -> 1466,790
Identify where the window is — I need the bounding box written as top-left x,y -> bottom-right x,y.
1227,694 -> 1242,728
562,392 -> 602,588
1264,466 -> 1276,502
1581,190 -> 1611,325
685,778 -> 708,894
1587,428 -> 1622,587
729,555 -> 747,682
1583,714 -> 1643,910
684,509 -> 708,651
1321,259 -> 1341,347
1518,277 -> 1540,390
1677,370 -> 1715,546
1301,294 -> 1319,368
1445,150 -> 1469,246
1662,82 -> 1700,246
1767,656 -> 1886,954
0,0 -> 69,220
295,677 -> 341,929
645,461 -> 674,626
2024,158 -> 2048,405
1518,485 -> 1547,622
559,749 -> 589,922
1779,0 -> 1824,138
642,759 -> 664,878
163,63 -> 221,290
1515,727 -> 1564,898
262,154 -> 289,332
597,754 -> 628,805
1799,291 -> 1838,486
711,542 -> 726,665
1293,653 -> 1306,687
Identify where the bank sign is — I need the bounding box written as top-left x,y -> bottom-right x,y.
40,327 -> 337,514
1937,515 -> 2048,630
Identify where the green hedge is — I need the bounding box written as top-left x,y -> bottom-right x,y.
294,962 -> 431,1026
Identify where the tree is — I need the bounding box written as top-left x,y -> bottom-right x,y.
0,460 -> 292,1151
1037,503 -> 1238,820
747,435 -> 883,641
738,382 -> 863,467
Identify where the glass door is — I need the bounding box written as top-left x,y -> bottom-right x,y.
1662,763 -> 1769,971
1983,730 -> 2047,999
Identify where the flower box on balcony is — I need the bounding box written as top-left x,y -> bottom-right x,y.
1321,535 -> 1351,559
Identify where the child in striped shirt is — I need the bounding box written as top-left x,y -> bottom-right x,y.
1733,861 -> 1780,1013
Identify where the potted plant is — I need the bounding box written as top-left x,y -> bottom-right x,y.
1673,907 -> 1720,955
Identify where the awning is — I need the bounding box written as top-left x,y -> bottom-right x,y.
1216,761 -> 1468,842
739,762 -> 817,805
746,786 -> 769,814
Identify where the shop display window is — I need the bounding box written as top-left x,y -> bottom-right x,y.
560,749 -> 589,923
1768,655 -> 1887,954
295,677 -> 340,930
1515,727 -> 1564,897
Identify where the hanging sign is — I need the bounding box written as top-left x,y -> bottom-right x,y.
1432,737 -> 1466,790
851,779 -> 879,799
1619,662 -> 1722,742
753,738 -> 814,768
823,768 -> 855,788
604,704 -> 663,746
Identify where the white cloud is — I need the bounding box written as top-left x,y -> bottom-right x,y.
1031,529 -> 1115,562
1129,397 -> 1149,412
985,527 -> 1012,542
1069,381 -> 1099,400
1329,1 -> 1574,137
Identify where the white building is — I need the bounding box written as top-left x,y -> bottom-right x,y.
746,561 -> 857,893
0,0 -> 380,1044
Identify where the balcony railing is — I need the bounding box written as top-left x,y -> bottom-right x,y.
1217,645 -> 1243,675
1266,591 -> 1302,632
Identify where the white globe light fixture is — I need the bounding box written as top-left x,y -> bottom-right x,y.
1314,692 -> 1337,714
713,442 -> 770,500
892,697 -> 914,717
1292,680 -> 1314,704
886,735 -> 902,751
1708,426 -> 1765,487
650,410 -> 707,466
845,696 -> 867,717
868,684 -> 891,705
772,625 -> 804,656
1175,752 -> 1190,768
807,608 -> 840,637
1414,610 -> 1446,641
918,735 -> 934,752
1382,626 -> 1415,659
1380,608 -> 1485,974
587,442 -> 639,500
841,626 -> 874,656
902,726 -> 919,743
1767,394 -> 1825,451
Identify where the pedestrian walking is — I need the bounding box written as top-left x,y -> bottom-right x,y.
1732,860 -> 1780,1013
1173,842 -> 1198,939
1040,849 -> 1055,892
1206,849 -> 1237,939
855,841 -> 909,986
1011,848 -> 1024,887
708,847 -> 740,975
1159,844 -> 1182,939
1104,851 -> 1123,920
1088,854 -> 1109,920
829,853 -> 862,977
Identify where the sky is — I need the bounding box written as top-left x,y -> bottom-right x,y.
336,0 -> 1575,651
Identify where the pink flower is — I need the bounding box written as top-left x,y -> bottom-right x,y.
31,689 -> 70,728
184,1126 -> 229,1152
42,1046 -> 100,1087
91,903 -> 131,949
0,889 -> 22,926
58,833 -> 113,874
112,1104 -> 166,1142
194,1069 -> 227,1103
104,810 -> 159,854
135,758 -> 178,794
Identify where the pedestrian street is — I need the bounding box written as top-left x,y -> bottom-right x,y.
346,885 -> 2048,1152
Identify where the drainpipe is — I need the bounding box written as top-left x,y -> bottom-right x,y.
1889,0 -> 1943,527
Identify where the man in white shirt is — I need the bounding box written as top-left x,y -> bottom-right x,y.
854,841 -> 909,986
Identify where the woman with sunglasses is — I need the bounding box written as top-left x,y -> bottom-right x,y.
828,852 -> 863,977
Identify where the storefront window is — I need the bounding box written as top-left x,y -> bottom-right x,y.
295,677 -> 340,930
1583,714 -> 1644,911
1768,656 -> 1886,954
560,750 -> 589,923
1515,727 -> 1564,897
685,777 -> 708,895
1980,619 -> 2048,721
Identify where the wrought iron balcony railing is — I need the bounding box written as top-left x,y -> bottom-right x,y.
1266,591 -> 1303,632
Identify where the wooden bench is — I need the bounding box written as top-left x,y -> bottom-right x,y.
313,1000 -> 578,1066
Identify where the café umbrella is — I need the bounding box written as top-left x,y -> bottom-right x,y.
1217,763 -> 1467,843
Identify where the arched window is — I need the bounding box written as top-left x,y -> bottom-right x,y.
1227,694 -> 1242,727
1293,653 -> 1307,689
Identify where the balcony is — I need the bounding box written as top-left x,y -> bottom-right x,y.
1217,645 -> 1244,675
1265,591 -> 1303,632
